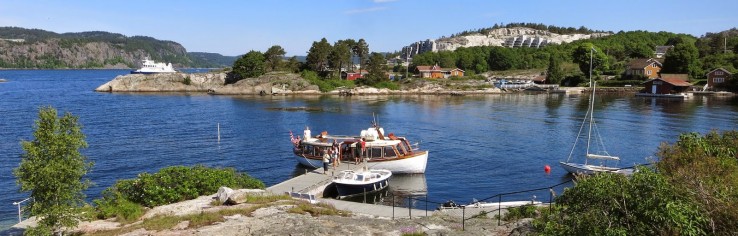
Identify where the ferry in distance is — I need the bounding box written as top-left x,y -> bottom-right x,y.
131,57 -> 176,74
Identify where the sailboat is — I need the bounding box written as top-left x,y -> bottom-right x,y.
559,81 -> 634,175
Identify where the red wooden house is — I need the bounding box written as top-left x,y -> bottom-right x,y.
706,68 -> 732,91
642,74 -> 691,94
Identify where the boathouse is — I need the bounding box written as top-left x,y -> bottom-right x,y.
706,68 -> 732,91
341,70 -> 368,81
642,74 -> 691,95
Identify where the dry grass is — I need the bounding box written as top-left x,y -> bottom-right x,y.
86,194 -> 348,235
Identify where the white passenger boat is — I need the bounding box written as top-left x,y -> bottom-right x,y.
333,168 -> 392,199
290,124 -> 429,174
130,57 -> 176,74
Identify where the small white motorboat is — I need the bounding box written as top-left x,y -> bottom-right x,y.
332,168 -> 392,199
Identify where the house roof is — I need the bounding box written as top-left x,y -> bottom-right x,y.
627,58 -> 662,69
444,68 -> 465,72
655,46 -> 674,54
643,74 -> 691,86
706,68 -> 732,75
416,65 -> 442,72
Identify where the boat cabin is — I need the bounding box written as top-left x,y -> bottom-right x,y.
294,128 -> 415,162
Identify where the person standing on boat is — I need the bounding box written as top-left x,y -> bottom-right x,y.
322,150 -> 330,174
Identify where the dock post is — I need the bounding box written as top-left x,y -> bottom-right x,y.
392,195 -> 395,220
498,195 -> 502,226
462,207 -> 465,231
363,189 -> 366,203
425,195 -> 428,217
549,188 -> 553,212
217,123 -> 220,142
408,197 -> 411,219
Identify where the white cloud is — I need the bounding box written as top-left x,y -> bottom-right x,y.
344,6 -> 388,15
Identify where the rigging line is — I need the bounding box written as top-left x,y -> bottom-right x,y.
567,107 -> 591,162
592,121 -> 610,156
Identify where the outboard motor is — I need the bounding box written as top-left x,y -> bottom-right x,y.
442,200 -> 459,208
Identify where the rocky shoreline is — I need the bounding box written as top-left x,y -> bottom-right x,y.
8,188 -> 534,235
94,71 -> 642,97
94,72 -> 513,95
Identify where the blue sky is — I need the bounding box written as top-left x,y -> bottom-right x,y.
1,0 -> 736,56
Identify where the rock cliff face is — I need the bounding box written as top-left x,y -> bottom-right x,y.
402,27 -> 610,58
0,39 -> 187,69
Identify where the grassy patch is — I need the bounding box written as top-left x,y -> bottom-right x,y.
87,195 -> 339,235
287,202 -> 351,217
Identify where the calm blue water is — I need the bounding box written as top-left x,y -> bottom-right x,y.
1,70 -> 737,229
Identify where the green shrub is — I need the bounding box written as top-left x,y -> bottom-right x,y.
656,130 -> 738,234
93,190 -> 143,223
106,165 -> 265,208
536,167 -> 707,235
301,70 -> 355,92
374,81 -> 399,90
183,76 -> 192,85
503,204 -> 539,221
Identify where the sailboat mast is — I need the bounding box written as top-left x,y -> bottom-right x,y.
585,48 -> 596,164
585,82 -> 597,165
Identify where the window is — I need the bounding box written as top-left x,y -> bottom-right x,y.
714,77 -> 724,83
647,70 -> 652,75
370,147 -> 383,158
652,64 -> 658,68
384,146 -> 397,157
716,71 -> 724,75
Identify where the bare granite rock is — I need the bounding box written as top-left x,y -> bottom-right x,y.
94,72 -> 226,92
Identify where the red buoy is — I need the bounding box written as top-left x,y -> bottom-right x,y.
544,165 -> 551,174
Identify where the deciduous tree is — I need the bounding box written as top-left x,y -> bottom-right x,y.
263,45 -> 286,72
14,106 -> 93,234
232,50 -> 265,80
572,43 -> 607,79
546,54 -> 564,84
662,37 -> 703,79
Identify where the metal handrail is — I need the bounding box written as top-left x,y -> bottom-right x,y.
12,197 -> 31,223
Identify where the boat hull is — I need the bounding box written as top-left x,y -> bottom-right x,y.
334,178 -> 390,199
293,151 -> 428,174
130,70 -> 176,74
559,161 -> 633,175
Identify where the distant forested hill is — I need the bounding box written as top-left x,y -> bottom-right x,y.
0,27 -> 229,69
187,52 -> 238,68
